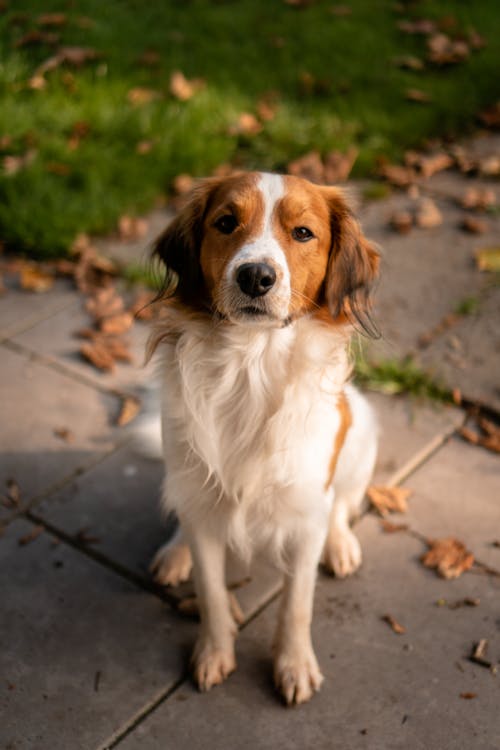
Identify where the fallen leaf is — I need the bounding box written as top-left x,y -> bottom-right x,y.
469,639 -> 492,669
460,188 -> 496,211
18,525 -> 44,546
478,155 -> 500,177
85,287 -> 124,320
19,263 -> 54,292
67,120 -> 91,150
379,163 -> 416,187
35,46 -> 100,77
37,12 -> 66,26
74,527 -> 100,545
415,198 -> 442,228
99,311 -> 133,335
405,88 -> 432,104
169,70 -> 205,101
475,248 -> 500,273
80,340 -> 116,371
46,161 -> 71,176
53,426 -> 75,443
130,290 -> 158,320
15,30 -> 59,47
468,28 -> 487,50
380,520 -> 409,533
118,215 -> 148,240
3,149 -> 36,175
367,485 -> 411,516
460,692 -> 477,700
461,216 -> 488,234
228,112 -> 263,136
404,151 -> 453,178
136,50 -> 161,67
323,147 -> 358,183
427,33 -> 469,65
287,150 -> 324,183
4,478 -> 20,508
397,19 -> 437,35
256,95 -> 279,121
421,537 -> 474,579
390,211 -> 413,234
418,312 -> 459,348
381,614 -> 406,634
479,102 -> 500,130
126,87 -> 160,106
117,396 -> 141,427
136,140 -> 153,155
436,597 -> 480,609
173,173 -> 195,196
392,55 -> 424,71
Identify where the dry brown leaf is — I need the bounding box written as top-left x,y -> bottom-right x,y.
256,95 -> 279,122
228,112 -> 263,137
417,312 -> 459,348
35,46 -> 100,77
379,163 -> 417,187
367,485 -> 411,516
427,33 -> 469,65
478,155 -> 500,177
287,150 -> 324,183
169,70 -> 205,101
381,614 -> 406,634
475,247 -> 500,273
460,187 -> 496,211
126,87 -> 160,106
103,337 -> 134,363
405,151 -> 453,178
421,537 -> 474,579
390,211 -> 413,234
460,418 -> 500,454
136,140 -> 153,155
479,102 -> 500,130
415,198 -> 443,228
74,527 -> 100,546
173,173 -> 195,196
405,88 -> 432,104
53,426 -> 75,443
392,55 -> 424,71
99,311 -> 133,335
469,639 -> 492,669
397,19 -> 437,35
460,692 -> 477,700
19,263 -> 54,293
461,216 -> 488,234
37,13 -> 66,26
80,341 -> 116,371
118,215 -> 148,240
323,147 -> 358,183
5,478 -> 20,507
85,287 -> 124,320
15,30 -> 59,47
116,396 -> 141,427
18,525 -> 44,546
3,149 -> 36,176
136,50 -> 161,67
380,520 -> 409,533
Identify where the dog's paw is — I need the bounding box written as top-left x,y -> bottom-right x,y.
149,542 -> 192,586
322,526 -> 362,578
192,637 -> 236,692
274,647 -> 323,705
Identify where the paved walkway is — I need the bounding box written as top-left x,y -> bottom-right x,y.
1,147 -> 500,749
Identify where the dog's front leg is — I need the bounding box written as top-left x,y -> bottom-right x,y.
185,521 -> 237,692
274,522 -> 325,705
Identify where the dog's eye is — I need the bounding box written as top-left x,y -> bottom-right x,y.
214,214 -> 238,234
292,226 -> 314,242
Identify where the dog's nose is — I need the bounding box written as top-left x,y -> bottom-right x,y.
236,263 -> 276,298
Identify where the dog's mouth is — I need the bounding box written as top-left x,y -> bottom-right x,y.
240,305 -> 268,316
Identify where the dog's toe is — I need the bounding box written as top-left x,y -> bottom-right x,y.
192,639 -> 236,692
274,649 -> 323,705
323,526 -> 362,578
150,542 -> 192,586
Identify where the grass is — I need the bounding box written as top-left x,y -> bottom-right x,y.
354,355 -> 452,402
1,0 -> 499,257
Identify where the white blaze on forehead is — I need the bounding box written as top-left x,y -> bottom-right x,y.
227,172 -> 287,270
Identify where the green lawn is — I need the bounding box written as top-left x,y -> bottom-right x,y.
1,0 -> 499,257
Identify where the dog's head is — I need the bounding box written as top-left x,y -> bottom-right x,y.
154,172 -> 379,333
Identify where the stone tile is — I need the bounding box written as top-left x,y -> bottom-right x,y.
93,207 -> 174,266
0,279 -> 75,341
13,297 -> 153,395
118,511 -> 500,750
401,435 -> 500,571
0,345 -> 118,508
0,518 -> 196,750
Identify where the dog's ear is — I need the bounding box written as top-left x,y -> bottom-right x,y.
153,178 -> 222,305
321,188 -> 380,336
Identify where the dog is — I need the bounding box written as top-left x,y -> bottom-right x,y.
144,171 -> 379,705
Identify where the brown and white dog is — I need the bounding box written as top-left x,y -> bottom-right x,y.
144,171 -> 379,704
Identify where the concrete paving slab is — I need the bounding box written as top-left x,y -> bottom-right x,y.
0,278 -> 75,341
401,435 -> 500,571
12,298 -> 153,396
93,207 -> 174,267
0,344 -> 118,510
0,518 -> 196,750
118,510 -> 500,750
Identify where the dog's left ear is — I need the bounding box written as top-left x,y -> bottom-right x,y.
322,188 -> 380,336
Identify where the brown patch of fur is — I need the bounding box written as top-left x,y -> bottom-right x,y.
324,391 -> 352,490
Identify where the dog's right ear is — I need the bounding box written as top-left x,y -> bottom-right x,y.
153,178 -> 222,305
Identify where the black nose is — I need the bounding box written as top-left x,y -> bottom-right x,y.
236,263 -> 276,298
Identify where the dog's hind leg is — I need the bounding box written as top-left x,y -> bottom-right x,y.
150,525 -> 193,586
